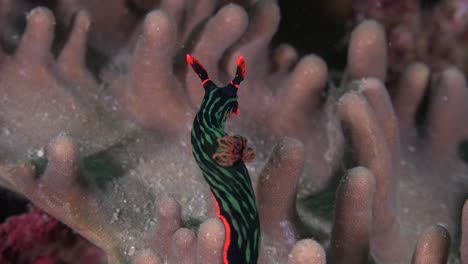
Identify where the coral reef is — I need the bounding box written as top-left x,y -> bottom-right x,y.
0,0 -> 466,263
352,0 -> 468,79
0,206 -> 104,263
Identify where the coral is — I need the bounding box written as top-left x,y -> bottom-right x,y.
333,18 -> 468,263
329,167 -> 374,264
0,6 -> 132,162
0,206 -> 104,263
352,0 -> 468,79
0,0 -> 466,263
411,225 -> 450,264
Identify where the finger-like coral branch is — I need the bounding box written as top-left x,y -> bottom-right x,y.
338,90 -> 400,262
393,63 -> 430,136
224,0 -> 280,77
16,7 -> 55,64
271,44 -> 298,74
107,10 -> 192,133
276,55 -> 328,134
287,239 -> 326,264
159,0 -> 185,33
347,20 -> 387,81
179,0 -> 216,44
57,10 -> 98,96
426,67 -> 468,154
358,78 -> 400,163
411,225 -> 450,264
149,197 -> 181,258
257,138 -> 304,244
168,228 -> 197,264
196,218 -> 225,263
329,166 -> 375,264
55,0 -> 141,57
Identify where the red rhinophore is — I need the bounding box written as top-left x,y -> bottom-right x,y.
211,192 -> 231,264
237,55 -> 246,78
186,54 -> 208,78
235,108 -> 240,115
186,54 -> 194,65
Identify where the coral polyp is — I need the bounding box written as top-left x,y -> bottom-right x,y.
0,0 -> 466,263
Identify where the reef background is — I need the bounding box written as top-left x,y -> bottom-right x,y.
0,0 -> 467,263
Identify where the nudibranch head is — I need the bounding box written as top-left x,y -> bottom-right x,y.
186,54 -> 245,123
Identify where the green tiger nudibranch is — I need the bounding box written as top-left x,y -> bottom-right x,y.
187,54 -> 260,264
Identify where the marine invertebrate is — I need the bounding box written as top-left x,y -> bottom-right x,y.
0,6 -> 131,162
333,19 -> 468,263
0,2 -> 322,262
0,206 -> 104,263
188,53 -> 260,263
0,0 -> 466,263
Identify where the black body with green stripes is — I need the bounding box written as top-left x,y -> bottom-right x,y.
191,80 -> 260,263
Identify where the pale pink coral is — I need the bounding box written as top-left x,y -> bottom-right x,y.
0,1 -> 466,263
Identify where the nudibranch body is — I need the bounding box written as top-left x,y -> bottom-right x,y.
187,54 -> 260,264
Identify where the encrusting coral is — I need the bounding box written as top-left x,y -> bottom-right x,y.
0,0 -> 466,263
0,206 -> 104,263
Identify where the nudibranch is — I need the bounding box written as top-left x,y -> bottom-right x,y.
187,54 -> 260,264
